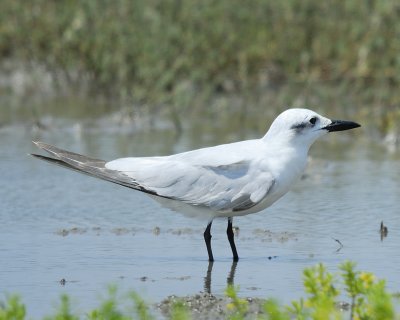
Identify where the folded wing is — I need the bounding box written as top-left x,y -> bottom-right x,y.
106,157 -> 275,212
32,141 -> 275,213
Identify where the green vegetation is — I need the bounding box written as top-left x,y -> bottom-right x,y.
1,1 -> 399,105
1,1 -> 400,133
1,262 -> 399,319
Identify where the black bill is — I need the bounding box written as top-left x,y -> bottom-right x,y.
323,120 -> 361,132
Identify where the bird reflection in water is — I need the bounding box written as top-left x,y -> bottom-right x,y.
204,261 -> 238,294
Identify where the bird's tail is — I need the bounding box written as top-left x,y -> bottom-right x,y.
31,141 -> 151,192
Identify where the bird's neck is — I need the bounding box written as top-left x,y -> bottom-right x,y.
262,137 -> 310,184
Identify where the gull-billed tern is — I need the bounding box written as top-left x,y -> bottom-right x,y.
32,108 -> 360,261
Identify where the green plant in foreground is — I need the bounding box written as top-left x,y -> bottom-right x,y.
262,262 -> 397,320
225,285 -> 248,320
0,262 -> 398,319
262,263 -> 341,320
129,292 -> 154,320
169,301 -> 190,320
0,295 -> 25,320
44,295 -> 78,320
301,263 -> 340,319
340,261 -> 395,320
87,285 -> 134,320
262,299 -> 290,320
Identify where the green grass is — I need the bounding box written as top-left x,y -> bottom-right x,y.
1,262 -> 399,319
1,0 -> 400,105
1,1 -> 400,134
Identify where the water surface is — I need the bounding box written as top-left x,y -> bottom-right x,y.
0,123 -> 399,317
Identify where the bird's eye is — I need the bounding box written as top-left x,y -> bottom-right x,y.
309,117 -> 317,125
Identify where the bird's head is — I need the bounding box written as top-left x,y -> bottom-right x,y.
263,108 -> 361,148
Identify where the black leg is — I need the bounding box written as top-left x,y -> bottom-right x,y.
204,221 -> 214,262
227,218 -> 239,261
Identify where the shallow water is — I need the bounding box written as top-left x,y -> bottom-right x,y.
0,123 -> 399,317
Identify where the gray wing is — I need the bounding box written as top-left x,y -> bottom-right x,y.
31,141 -> 157,195
185,163 -> 275,212
106,157 -> 275,213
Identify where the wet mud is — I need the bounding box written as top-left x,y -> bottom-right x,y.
157,292 -> 267,320
54,226 -> 299,243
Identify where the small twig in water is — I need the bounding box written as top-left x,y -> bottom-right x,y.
332,237 -> 344,252
380,221 -> 388,241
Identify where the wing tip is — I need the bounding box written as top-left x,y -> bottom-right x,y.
30,153 -> 51,160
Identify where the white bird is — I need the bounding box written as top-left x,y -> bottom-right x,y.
31,108 -> 360,261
